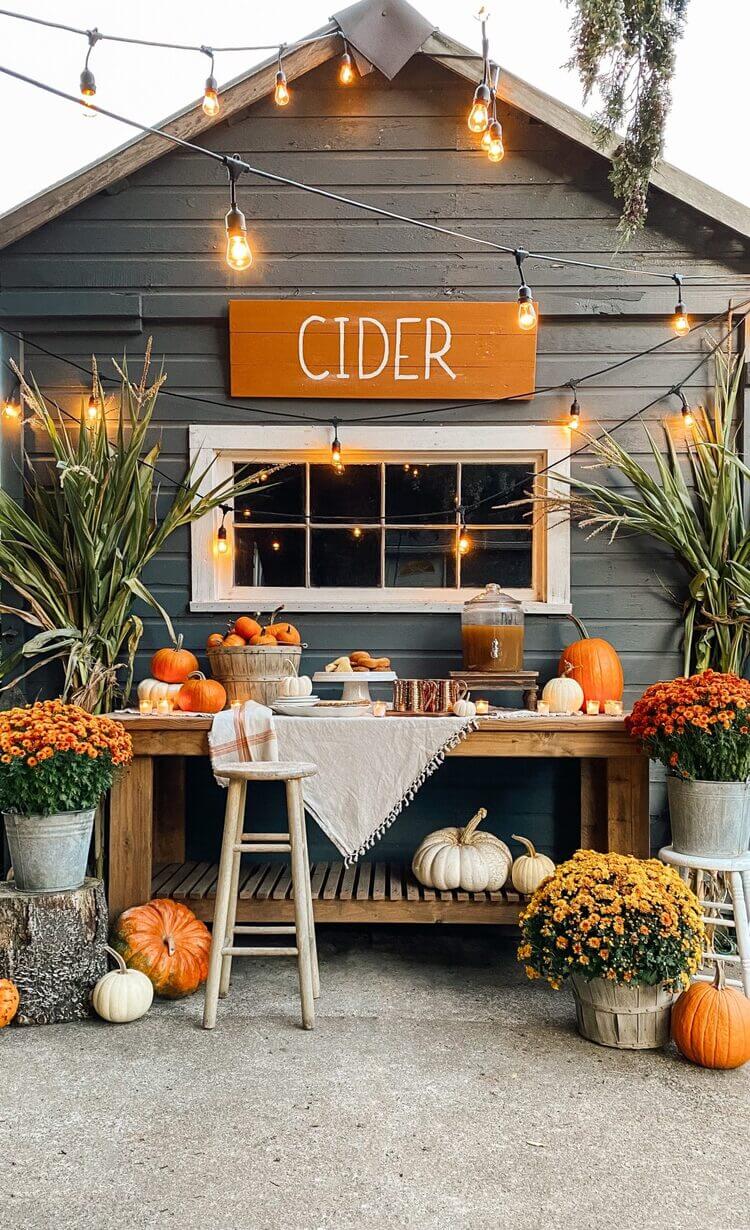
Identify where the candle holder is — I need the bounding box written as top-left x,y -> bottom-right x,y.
139,699 -> 152,716
536,701 -> 550,716
155,698 -> 171,715
586,700 -> 600,715
372,700 -> 387,717
475,698 -> 489,715
604,700 -> 624,716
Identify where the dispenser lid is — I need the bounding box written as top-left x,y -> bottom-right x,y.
463,582 -> 523,610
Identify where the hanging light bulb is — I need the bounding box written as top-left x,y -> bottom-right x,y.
339,42 -> 356,86
224,159 -> 253,271
458,528 -> 471,555
487,120 -> 504,163
569,388 -> 580,431
2,389 -> 20,420
515,250 -> 537,331
468,83 -> 491,133
80,29 -> 100,116
481,127 -> 492,151
86,391 -> 98,423
672,275 -> 689,335
271,539 -> 281,552
201,48 -> 220,117
331,421 -> 342,468
216,506 -> 230,556
676,389 -> 694,427
352,526 -> 362,539
274,59 -> 290,107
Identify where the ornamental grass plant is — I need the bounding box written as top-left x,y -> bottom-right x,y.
626,670 -> 750,782
0,700 -> 132,814
518,850 -> 705,992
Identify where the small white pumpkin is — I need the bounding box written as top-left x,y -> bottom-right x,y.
137,678 -> 183,706
541,668 -> 584,715
510,834 -> 556,896
412,808 -> 512,892
92,945 -> 154,1024
278,675 -> 313,698
452,698 -> 477,718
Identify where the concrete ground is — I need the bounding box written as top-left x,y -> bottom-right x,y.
2,928 -> 748,1230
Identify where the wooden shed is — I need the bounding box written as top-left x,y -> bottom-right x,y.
2,0 -> 749,871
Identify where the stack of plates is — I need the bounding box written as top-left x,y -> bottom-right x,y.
272,698 -> 372,718
271,695 -> 319,716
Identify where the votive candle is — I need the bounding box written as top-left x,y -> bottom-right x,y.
139,699 -> 152,716
536,701 -> 550,716
586,700 -> 600,715
230,699 -> 241,710
604,699 -> 623,716
475,698 -> 489,715
155,697 -> 170,714
372,700 -> 388,717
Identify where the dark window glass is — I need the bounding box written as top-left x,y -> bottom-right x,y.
385,529 -> 456,588
463,463 -> 534,525
385,464 -> 456,523
234,462 -> 305,521
310,529 -> 380,587
310,464 -> 379,522
460,530 -> 532,589
234,527 -> 305,587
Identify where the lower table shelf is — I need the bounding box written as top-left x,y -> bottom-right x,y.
151,859 -> 526,925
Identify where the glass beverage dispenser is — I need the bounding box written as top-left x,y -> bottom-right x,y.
461,583 -> 525,672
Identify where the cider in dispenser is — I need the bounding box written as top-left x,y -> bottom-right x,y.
461,583 -> 524,672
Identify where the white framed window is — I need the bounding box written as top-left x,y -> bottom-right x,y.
189,425 -> 571,613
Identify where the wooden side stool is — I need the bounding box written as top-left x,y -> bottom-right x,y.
203,761 -> 320,1031
659,845 -> 750,996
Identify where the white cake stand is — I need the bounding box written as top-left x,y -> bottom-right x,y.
312,671 -> 396,703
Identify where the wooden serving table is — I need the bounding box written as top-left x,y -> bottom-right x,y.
107,713 -> 649,925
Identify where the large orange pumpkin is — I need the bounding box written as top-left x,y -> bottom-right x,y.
250,632 -> 277,645
233,616 -> 262,641
0,979 -> 19,1027
267,622 -> 301,645
111,899 -> 211,999
672,963 -> 750,1069
151,635 -> 199,684
223,633 -> 246,647
558,616 -> 623,710
176,672 -> 227,713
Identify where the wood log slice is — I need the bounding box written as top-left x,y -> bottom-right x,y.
0,878 -> 108,1025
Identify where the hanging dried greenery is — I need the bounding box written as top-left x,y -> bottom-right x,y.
566,0 -> 689,241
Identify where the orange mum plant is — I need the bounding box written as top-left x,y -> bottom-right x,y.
626,670 -> 750,781
0,700 -> 132,815
518,850 -> 705,992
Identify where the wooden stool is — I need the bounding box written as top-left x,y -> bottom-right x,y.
203,761 -> 320,1031
659,845 -> 750,996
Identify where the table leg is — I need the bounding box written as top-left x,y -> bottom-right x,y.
606,755 -> 650,857
154,756 -> 186,864
580,759 -> 607,851
108,755 -> 154,919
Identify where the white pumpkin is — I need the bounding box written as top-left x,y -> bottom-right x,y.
137,678 -> 183,706
92,945 -> 154,1023
510,835 -> 556,896
278,675 -> 313,698
452,698 -> 477,718
412,808 -> 512,892
541,672 -> 584,715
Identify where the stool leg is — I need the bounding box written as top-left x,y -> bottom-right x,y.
287,779 -> 315,1030
299,803 -> 320,999
730,871 -> 750,998
203,779 -> 244,1030
220,780 -> 247,998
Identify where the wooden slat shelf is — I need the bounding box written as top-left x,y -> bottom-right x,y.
152,860 -> 526,925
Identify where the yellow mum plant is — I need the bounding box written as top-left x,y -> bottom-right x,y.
518,850 -> 705,992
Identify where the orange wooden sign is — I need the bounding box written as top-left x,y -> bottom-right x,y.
229,300 -> 537,400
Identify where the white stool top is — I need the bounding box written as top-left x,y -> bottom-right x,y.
220,760 -> 318,782
659,845 -> 750,873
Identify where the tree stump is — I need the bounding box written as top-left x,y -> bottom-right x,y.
0,878 -> 108,1025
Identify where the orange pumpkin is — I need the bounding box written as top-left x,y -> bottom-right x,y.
112,898 -> 211,999
250,632 -> 277,645
233,616 -> 262,641
267,622 -> 301,645
0,979 -> 19,1027
672,963 -> 750,1070
558,616 -> 623,709
176,672 -> 226,713
151,635 -> 199,684
206,633 -> 225,650
223,633 -> 246,647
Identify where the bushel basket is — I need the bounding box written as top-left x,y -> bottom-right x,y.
207,644 -> 302,706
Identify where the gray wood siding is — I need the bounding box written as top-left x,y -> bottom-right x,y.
2,55 -> 749,855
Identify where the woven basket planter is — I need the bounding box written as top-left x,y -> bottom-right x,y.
571,975 -> 676,1050
207,644 -> 302,706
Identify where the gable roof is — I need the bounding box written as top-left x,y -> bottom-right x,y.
1,0 -> 748,250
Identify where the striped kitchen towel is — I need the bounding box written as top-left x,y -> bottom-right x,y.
208,699 -> 279,786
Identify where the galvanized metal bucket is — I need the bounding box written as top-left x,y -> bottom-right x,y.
571,975 -> 675,1049
667,777 -> 750,858
4,808 -> 95,893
